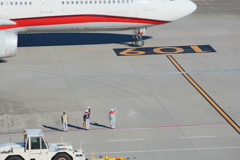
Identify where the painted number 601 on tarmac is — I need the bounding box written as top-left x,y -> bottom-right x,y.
114,45 -> 216,56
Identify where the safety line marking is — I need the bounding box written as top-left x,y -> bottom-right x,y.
85,146 -> 240,154
0,69 -> 240,82
107,139 -> 143,142
179,136 -> 216,139
0,123 -> 238,136
167,55 -> 240,134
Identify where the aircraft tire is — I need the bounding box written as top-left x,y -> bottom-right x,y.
135,40 -> 144,47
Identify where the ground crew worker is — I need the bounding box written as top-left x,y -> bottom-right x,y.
108,108 -> 117,129
61,111 -> 68,132
83,107 -> 91,130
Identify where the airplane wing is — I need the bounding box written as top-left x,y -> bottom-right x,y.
0,17 -> 16,26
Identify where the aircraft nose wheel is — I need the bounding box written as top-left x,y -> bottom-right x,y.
132,35 -> 144,47
134,39 -> 144,47
132,28 -> 146,47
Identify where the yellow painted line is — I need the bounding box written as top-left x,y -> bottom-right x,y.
167,55 -> 240,134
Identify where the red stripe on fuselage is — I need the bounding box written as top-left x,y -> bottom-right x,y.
0,15 -> 169,30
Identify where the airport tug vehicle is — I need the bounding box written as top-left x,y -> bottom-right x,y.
0,129 -> 86,160
0,129 -> 136,160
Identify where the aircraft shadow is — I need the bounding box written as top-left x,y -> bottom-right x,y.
18,33 -> 152,47
90,122 -> 112,129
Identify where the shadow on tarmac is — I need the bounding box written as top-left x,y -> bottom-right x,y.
18,33 -> 152,47
43,122 -> 111,131
42,125 -> 62,131
43,124 -> 86,131
90,122 -> 111,129
0,59 -> 7,63
68,124 -> 85,130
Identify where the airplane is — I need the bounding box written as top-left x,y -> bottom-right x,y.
0,0 -> 197,58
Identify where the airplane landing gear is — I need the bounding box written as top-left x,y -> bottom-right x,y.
133,36 -> 144,47
132,28 -> 146,47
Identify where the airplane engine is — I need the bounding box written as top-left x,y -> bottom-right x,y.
0,30 -> 18,58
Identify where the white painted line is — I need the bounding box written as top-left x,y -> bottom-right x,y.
180,136 -> 216,139
85,146 -> 240,154
107,139 -> 143,142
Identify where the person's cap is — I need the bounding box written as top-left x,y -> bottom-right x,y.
111,109 -> 114,111
63,111 -> 66,114
85,109 -> 88,112
88,106 -> 90,109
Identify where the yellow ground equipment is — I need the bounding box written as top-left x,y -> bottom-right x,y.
91,152 -> 136,160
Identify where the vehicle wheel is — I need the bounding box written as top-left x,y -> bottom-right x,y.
6,156 -> 24,160
52,153 -> 72,160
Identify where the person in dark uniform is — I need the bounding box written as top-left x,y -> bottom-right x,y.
83,107 -> 91,130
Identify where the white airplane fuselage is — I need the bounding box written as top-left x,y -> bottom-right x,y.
0,0 -> 197,58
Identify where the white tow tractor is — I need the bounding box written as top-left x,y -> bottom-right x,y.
0,129 -> 86,160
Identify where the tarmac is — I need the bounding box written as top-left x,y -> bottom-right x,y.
1,0 -> 240,159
